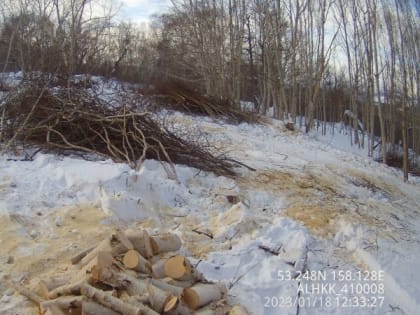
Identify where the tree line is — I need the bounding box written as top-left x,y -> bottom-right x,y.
0,0 -> 419,180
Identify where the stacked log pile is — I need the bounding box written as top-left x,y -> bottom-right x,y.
5,229 -> 250,315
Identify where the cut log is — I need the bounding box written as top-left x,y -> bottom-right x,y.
164,295 -> 179,313
150,279 -> 183,296
147,284 -> 178,313
150,233 -> 182,255
181,283 -> 227,310
151,259 -> 166,279
82,300 -> 120,315
71,246 -> 95,264
229,305 -> 250,315
125,229 -> 154,259
123,250 -> 152,274
164,255 -> 204,281
40,296 -> 85,313
81,283 -> 159,315
164,255 -> 193,281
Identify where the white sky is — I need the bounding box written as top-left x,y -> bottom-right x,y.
118,0 -> 172,25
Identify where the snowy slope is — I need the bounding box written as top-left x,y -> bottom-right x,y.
1,84 -> 420,314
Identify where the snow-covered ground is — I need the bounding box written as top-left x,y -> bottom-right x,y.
0,77 -> 419,315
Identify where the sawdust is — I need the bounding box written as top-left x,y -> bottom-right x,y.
239,169 -> 391,238
0,205 -> 113,296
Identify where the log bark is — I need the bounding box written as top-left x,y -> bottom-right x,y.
150,233 -> 182,255
151,259 -> 166,279
82,300 -> 120,315
40,296 -> 85,313
150,279 -> 183,296
123,250 -> 152,274
182,283 -> 227,310
81,283 -> 159,315
47,278 -> 85,299
98,266 -> 149,296
163,277 -> 194,288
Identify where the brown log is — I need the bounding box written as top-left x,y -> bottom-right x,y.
71,246 -> 95,264
81,283 -> 159,315
123,250 -> 152,274
40,296 -> 85,313
147,284 -> 178,313
228,305 -> 250,315
150,233 -> 182,255
164,255 -> 193,281
82,300 -> 120,315
181,283 -> 227,310
125,229 -> 154,259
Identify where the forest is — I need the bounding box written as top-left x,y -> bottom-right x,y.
0,0 -> 419,180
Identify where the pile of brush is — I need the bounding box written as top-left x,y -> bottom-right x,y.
5,229 -> 249,315
0,80 -> 241,177
145,81 -> 257,125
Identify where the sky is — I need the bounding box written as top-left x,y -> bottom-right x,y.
118,0 -> 172,25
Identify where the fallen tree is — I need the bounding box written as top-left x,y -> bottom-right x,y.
0,80 -> 249,177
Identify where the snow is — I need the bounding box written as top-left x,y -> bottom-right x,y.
1,76 -> 420,315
